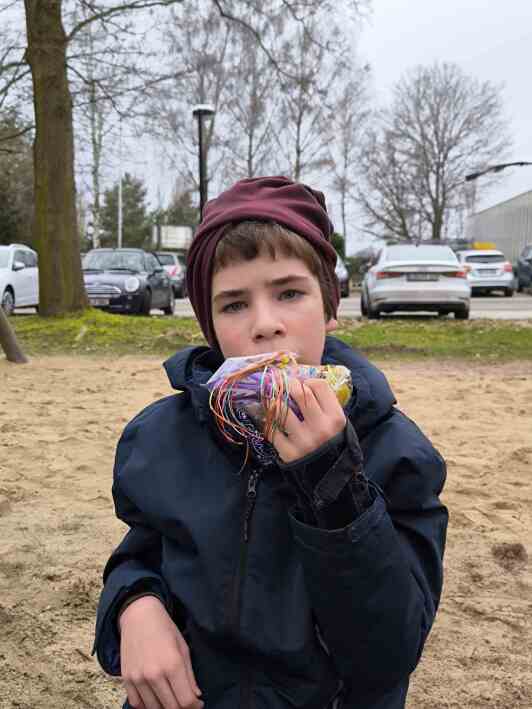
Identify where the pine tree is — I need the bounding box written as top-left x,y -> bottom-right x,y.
100,173 -> 151,249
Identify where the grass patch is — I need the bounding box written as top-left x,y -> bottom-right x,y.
11,308 -> 205,356
335,317 -> 532,360
9,308 -> 532,360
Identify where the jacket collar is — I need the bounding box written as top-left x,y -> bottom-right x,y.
163,336 -> 396,436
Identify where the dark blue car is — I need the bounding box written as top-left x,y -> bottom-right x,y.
516,244 -> 532,292
83,248 -> 174,315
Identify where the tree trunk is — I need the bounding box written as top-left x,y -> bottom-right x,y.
24,0 -> 88,316
0,307 -> 28,364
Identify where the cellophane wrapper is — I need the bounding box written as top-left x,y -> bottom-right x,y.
204,351 -> 353,431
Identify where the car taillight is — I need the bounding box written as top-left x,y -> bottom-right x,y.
503,262 -> 513,273
170,266 -> 177,276
376,271 -> 403,279
443,271 -> 467,278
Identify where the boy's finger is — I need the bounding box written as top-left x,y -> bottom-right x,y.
136,681 -> 164,709
168,665 -> 204,709
158,674 -> 204,709
176,631 -> 202,697
305,378 -> 344,415
123,683 -> 146,709
287,380 -> 324,429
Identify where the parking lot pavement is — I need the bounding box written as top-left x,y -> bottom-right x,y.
171,293 -> 532,320
14,293 -> 532,320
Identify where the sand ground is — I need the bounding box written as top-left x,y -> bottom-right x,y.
0,354 -> 531,708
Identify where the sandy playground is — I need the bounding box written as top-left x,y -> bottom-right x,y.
0,353 -> 531,708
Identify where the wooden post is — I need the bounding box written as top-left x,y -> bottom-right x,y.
0,308 -> 29,364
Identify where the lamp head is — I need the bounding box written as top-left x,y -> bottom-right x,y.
192,104 -> 215,119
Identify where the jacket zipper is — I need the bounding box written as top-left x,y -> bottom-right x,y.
230,468 -> 260,636
243,470 -> 259,542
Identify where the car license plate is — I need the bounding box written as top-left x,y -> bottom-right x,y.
478,269 -> 497,277
89,297 -> 109,306
407,273 -> 439,282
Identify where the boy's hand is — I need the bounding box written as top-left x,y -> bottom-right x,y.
268,379 -> 346,463
119,595 -> 204,709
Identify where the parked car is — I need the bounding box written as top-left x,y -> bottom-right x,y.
515,244 -> 532,293
82,248 -> 174,315
456,249 -> 517,297
335,254 -> 350,298
154,251 -> 187,298
360,244 -> 470,319
0,243 -> 39,315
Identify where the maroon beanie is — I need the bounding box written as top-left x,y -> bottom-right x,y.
186,176 -> 340,348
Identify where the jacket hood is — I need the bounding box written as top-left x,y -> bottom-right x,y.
163,336 -> 396,437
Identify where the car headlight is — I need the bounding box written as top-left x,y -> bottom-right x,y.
124,277 -> 140,293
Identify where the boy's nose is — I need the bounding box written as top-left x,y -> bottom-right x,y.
251,305 -> 286,342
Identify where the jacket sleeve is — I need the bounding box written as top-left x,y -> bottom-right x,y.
92,418 -> 186,676
288,409 -> 448,697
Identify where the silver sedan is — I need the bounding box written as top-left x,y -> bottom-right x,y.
361,244 -> 471,319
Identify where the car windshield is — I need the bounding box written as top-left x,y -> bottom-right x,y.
385,245 -> 457,262
156,254 -> 175,266
465,253 -> 504,263
83,251 -> 144,272
0,249 -> 9,269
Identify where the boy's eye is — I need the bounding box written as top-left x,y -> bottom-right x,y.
280,289 -> 304,300
221,301 -> 246,313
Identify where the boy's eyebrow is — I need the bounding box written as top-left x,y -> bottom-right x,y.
213,274 -> 311,303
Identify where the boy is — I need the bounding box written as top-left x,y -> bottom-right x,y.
93,176 -> 448,709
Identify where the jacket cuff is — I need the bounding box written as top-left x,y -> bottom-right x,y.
117,591 -> 166,632
279,420 -> 370,528
93,577 -> 171,676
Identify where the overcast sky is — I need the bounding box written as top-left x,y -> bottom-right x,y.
357,0 -> 532,212
134,1 -> 531,253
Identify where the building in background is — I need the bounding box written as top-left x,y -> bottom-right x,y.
151,225 -> 193,256
467,190 -> 532,263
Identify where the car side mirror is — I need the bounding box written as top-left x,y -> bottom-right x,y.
12,260 -> 25,271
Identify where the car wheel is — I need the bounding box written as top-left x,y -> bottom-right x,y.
505,288 -> 514,298
360,292 -> 368,317
367,298 -> 381,319
454,306 -> 469,320
162,293 -> 174,315
140,289 -> 152,316
1,288 -> 15,316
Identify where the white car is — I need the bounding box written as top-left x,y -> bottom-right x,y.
361,244 -> 471,319
456,249 -> 517,297
0,244 -> 39,315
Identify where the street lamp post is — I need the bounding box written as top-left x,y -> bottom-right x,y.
192,104 -> 215,220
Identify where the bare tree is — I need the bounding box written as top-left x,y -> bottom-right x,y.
326,68 -> 370,238
4,1 -> 368,316
220,16 -> 281,179
274,17 -> 351,180
148,4 -> 234,198
358,61 -> 512,242
357,125 -> 421,241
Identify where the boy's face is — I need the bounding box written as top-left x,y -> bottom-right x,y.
211,253 -> 337,365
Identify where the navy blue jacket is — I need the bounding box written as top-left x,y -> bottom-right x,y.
93,337 -> 448,709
